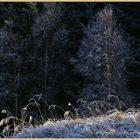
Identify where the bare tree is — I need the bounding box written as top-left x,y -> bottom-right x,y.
0,27 -> 22,116
72,6 -> 132,105
30,3 -> 69,103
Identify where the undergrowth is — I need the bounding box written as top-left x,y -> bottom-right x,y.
0,94 -> 139,138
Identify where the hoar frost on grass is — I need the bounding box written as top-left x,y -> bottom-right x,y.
13,111 -> 140,138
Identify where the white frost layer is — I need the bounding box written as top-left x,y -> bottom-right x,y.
14,112 -> 140,138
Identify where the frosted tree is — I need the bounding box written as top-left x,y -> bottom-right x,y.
30,3 -> 69,103
72,6 -> 132,105
0,27 -> 22,115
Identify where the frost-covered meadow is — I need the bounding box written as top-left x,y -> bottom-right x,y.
14,110 -> 140,138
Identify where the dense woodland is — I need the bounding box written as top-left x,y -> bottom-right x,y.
0,2 -> 139,123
